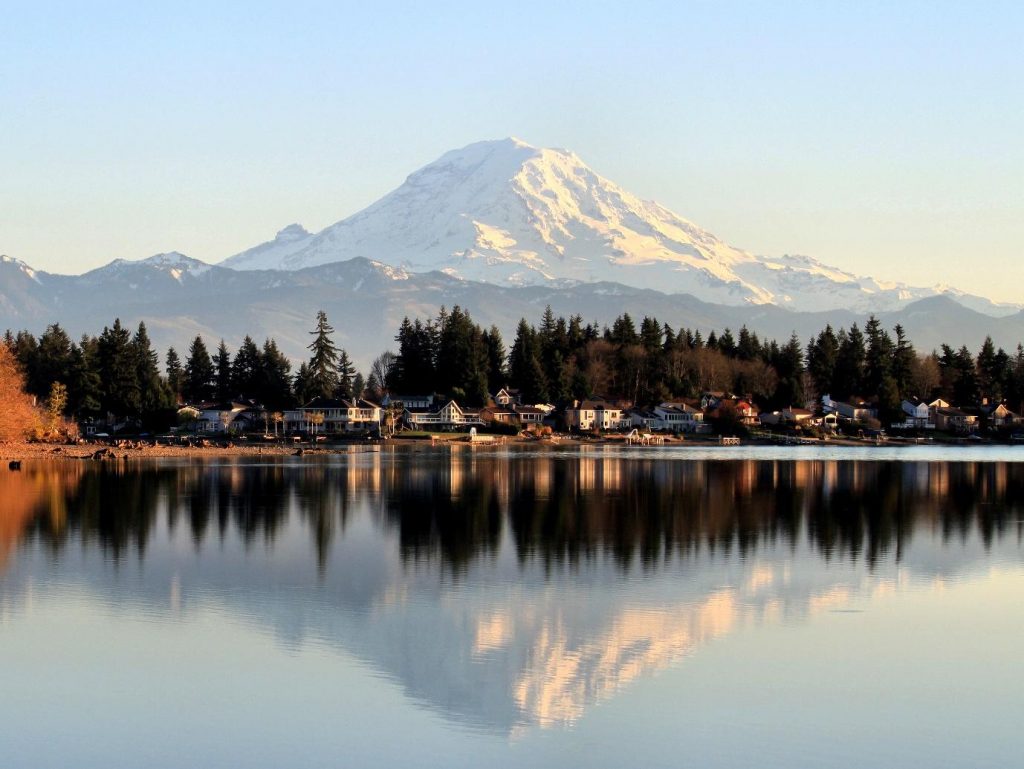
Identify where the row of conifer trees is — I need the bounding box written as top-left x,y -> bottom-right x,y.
5,306 -> 1024,429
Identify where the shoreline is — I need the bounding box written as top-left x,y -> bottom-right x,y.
0,433 -> 1010,464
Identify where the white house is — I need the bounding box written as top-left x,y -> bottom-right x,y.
565,400 -> 627,431
895,399 -> 934,429
822,394 -> 878,422
187,399 -> 266,434
284,397 -> 383,434
653,401 -> 706,433
493,388 -> 522,407
404,400 -> 483,430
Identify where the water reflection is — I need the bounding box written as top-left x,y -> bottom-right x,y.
3,455 -> 1022,569
1,452 -> 1022,734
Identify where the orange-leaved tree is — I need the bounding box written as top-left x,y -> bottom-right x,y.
0,343 -> 39,442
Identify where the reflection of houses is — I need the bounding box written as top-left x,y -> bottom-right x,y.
284,397 -> 383,434
404,400 -> 483,430
653,401 -> 707,433
565,400 -> 627,431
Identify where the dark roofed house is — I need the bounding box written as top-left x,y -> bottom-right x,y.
982,402 -> 1020,429
933,406 -> 978,433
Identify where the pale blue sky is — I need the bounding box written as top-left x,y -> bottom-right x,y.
2,1 -> 1022,301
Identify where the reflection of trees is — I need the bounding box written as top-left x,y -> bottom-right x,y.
383,461 -> 502,572
3,457 -> 1023,572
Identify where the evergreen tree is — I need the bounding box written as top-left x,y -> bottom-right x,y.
98,319 -> 140,417
737,326 -> 761,361
951,346 -> 980,405
293,362 -> 314,405
976,336 -> 1008,403
892,325 -> 916,397
184,336 -> 215,403
165,347 -> 184,404
609,314 -> 639,346
509,319 -> 548,403
877,374 -> 902,426
230,336 -> 262,397
133,321 -> 168,415
771,333 -> 805,408
482,326 -> 507,394
806,325 -> 839,400
336,349 -> 356,400
834,324 -> 866,398
68,336 -> 102,416
213,340 -> 232,402
864,316 -> 894,395
12,330 -> 40,397
257,339 -> 293,410
34,323 -> 73,397
718,328 -> 736,357
307,310 -> 339,399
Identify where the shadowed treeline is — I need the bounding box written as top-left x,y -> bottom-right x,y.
2,456 -> 1023,574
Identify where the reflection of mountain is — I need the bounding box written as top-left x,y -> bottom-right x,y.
1,453 -> 1022,733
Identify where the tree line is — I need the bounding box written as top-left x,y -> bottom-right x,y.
386,306 -> 1024,420
5,306 -> 1024,431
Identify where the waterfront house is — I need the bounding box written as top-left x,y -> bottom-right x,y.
480,405 -> 516,425
285,396 -> 383,434
653,401 -> 706,433
565,400 -> 627,431
706,398 -> 759,426
981,402 -> 1019,429
404,400 -> 484,430
782,407 -> 814,423
383,394 -> 433,410
898,399 -> 934,429
933,406 -> 978,433
480,402 -> 546,427
629,409 -> 661,430
189,399 -> 266,434
492,388 -> 522,407
822,395 -> 878,422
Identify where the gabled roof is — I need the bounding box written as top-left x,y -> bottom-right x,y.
656,401 -> 701,414
574,399 -> 620,411
302,396 -> 347,409
513,404 -> 545,415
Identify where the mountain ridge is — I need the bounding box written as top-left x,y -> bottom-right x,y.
4,253 -> 1024,371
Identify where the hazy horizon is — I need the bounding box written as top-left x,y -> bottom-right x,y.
3,2 -> 1022,302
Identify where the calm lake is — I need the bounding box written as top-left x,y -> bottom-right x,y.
2,446 -> 1022,768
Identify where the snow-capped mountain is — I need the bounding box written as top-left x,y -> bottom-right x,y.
80,252 -> 213,286
221,138 -> 1019,315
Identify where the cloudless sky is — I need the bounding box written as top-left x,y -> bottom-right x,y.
2,1 -> 1022,301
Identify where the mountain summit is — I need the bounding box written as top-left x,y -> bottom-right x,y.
222,138 -> 1011,313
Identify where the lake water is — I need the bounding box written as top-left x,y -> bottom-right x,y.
2,446 -> 1023,768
